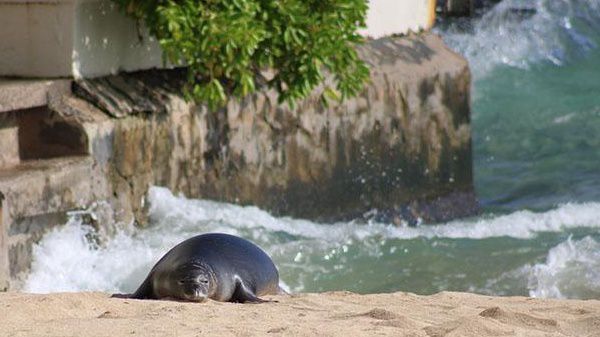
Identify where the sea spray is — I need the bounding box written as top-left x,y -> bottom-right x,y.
24,218 -> 154,293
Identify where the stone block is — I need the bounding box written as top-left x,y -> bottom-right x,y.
0,79 -> 70,113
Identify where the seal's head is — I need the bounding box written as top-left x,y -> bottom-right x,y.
171,262 -> 213,302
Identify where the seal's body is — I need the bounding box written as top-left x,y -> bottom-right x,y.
131,233 -> 281,303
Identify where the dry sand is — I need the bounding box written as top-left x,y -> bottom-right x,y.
1,291 -> 599,337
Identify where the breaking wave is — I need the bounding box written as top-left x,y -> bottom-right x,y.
528,236 -> 600,299
439,0 -> 600,77
24,187 -> 600,298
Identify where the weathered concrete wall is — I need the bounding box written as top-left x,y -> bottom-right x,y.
0,33 -> 477,288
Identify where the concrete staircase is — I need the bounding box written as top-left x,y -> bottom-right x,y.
0,80 -> 104,289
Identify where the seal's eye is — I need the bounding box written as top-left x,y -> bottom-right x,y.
200,279 -> 209,284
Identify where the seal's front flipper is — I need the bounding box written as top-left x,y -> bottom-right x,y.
231,282 -> 264,303
231,280 -> 275,303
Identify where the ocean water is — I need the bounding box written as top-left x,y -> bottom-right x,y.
443,0 -> 600,212
24,0 -> 600,299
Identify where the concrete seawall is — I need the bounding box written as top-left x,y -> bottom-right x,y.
0,33 -> 477,289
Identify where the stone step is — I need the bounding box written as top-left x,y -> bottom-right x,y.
0,156 -> 105,286
0,79 -> 70,113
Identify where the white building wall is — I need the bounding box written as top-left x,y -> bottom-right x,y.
0,0 -> 436,79
72,0 -> 163,78
363,0 -> 436,38
0,1 -> 75,77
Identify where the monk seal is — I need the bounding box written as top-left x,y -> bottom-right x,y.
130,233 -> 282,303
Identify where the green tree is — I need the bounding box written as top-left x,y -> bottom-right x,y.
112,0 -> 370,109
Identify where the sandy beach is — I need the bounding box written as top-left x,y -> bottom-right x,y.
1,291 -> 599,336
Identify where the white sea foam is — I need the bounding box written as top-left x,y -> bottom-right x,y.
438,0 -> 600,77
148,186 -> 600,241
528,236 -> 600,299
23,186 -> 600,295
24,218 -> 156,293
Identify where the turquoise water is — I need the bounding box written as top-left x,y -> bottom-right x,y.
444,0 -> 600,212
24,0 -> 600,299
474,55 -> 600,211
473,30 -> 600,210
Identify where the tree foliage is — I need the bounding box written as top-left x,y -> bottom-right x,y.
112,0 -> 370,109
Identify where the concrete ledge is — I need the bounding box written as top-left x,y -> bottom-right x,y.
0,80 -> 70,113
